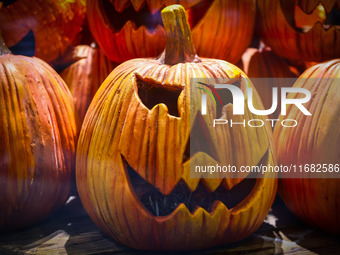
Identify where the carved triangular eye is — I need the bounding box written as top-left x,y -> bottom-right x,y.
136,75 -> 183,117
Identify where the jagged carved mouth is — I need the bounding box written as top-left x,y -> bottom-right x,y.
121,153 -> 266,216
101,0 -> 213,32
280,0 -> 340,32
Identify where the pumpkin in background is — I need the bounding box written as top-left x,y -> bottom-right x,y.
77,5 -> 277,250
257,0 -> 340,62
0,0 -> 86,63
60,44 -> 116,128
241,47 -> 300,118
86,0 -> 255,63
0,34 -> 77,230
274,59 -> 340,235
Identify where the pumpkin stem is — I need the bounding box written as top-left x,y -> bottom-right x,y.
158,5 -> 200,65
0,32 -> 11,55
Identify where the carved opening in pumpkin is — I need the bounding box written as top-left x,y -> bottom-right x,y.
136,75 -> 183,117
100,0 -> 213,32
183,78 -> 240,162
122,150 -> 268,216
280,0 -> 340,33
183,114 -> 219,163
123,156 -> 260,216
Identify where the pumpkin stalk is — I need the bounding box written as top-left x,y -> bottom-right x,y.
158,5 -> 200,65
0,32 -> 11,55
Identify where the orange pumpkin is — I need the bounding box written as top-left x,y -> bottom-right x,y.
0,34 -> 77,230
257,0 -> 340,62
274,59 -> 340,235
0,0 -> 86,63
60,44 -> 116,128
76,5 -> 277,250
87,0 -> 255,63
241,47 -> 300,118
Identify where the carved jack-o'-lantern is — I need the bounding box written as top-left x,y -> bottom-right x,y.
0,0 -> 86,63
86,0 -> 256,63
257,0 -> 340,62
0,34 -> 77,230
77,5 -> 277,250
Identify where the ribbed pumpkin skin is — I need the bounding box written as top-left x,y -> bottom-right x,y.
76,56 -> 277,250
60,45 -> 115,127
0,54 -> 77,230
274,59 -> 340,235
86,0 -> 255,63
257,0 -> 340,62
0,0 -> 86,63
242,48 -> 299,118
244,48 -> 299,79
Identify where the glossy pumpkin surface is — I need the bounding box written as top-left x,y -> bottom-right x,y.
87,0 -> 255,63
241,47 -> 300,118
257,0 -> 340,62
76,5 -> 277,250
60,44 -> 116,128
0,0 -> 86,63
0,40 -> 77,230
274,59 -> 340,235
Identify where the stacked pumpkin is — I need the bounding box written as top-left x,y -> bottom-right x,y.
255,0 -> 340,236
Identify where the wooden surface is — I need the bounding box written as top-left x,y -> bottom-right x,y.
0,196 -> 339,255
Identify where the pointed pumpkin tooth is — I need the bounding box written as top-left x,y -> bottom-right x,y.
155,177 -> 179,195
130,0 -> 145,12
169,203 -> 191,217
113,0 -> 130,13
306,0 -> 320,14
321,0 -> 336,13
182,160 -> 200,192
222,177 -> 246,190
191,206 -> 206,216
179,0 -> 204,9
201,178 -> 223,192
210,200 -> 230,215
297,0 -> 319,14
146,0 -> 164,15
297,0 -> 308,14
